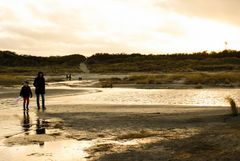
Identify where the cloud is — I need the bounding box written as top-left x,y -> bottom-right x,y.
157,0 -> 240,27
0,0 -> 240,56
0,0 -> 166,55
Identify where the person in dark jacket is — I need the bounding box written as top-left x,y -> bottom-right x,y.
20,81 -> 32,111
33,72 -> 46,109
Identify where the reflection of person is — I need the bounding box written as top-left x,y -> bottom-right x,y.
20,81 -> 32,111
36,118 -> 46,134
22,112 -> 30,135
33,72 -> 46,110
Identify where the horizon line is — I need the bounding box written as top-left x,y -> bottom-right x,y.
1,49 -> 237,58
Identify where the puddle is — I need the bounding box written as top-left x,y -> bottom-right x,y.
0,139 -> 93,161
0,110 -> 94,161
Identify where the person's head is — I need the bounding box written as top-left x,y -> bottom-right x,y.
23,81 -> 29,86
37,71 -> 44,78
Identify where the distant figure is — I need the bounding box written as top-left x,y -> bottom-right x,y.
66,74 -> 72,80
34,72 -> 46,110
20,81 -> 32,111
78,76 -> 82,80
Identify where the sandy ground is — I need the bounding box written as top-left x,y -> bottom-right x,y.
0,87 -> 240,161
30,105 -> 240,161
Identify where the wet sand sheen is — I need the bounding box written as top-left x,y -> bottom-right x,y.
47,88 -> 240,106
0,86 -> 240,161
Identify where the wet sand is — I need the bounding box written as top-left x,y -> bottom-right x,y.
0,87 -> 240,161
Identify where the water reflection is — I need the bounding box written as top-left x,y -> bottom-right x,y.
48,88 -> 240,106
0,140 -> 92,161
21,111 -> 31,135
36,118 -> 46,135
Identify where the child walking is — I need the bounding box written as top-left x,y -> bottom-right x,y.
20,81 -> 32,111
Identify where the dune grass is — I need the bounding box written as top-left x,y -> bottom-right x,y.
0,74 -> 31,86
100,72 -> 240,87
0,74 -> 65,86
225,97 -> 238,116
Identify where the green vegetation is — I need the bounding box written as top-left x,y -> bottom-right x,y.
0,74 -> 30,86
0,50 -> 86,74
100,72 -> 240,87
1,50 -> 240,74
1,50 -> 240,86
87,50 -> 240,73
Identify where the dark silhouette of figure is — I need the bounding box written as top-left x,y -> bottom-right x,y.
33,72 -> 45,110
20,81 -> 32,111
36,118 -> 46,134
22,111 -> 30,135
66,74 -> 72,80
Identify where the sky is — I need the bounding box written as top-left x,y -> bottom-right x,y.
0,0 -> 240,56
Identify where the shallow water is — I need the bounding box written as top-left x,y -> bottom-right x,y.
48,88 -> 240,106
1,85 -> 240,161
0,139 -> 92,161
0,108 -> 92,161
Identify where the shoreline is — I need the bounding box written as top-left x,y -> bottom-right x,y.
1,71 -> 240,89
1,103 -> 239,161
0,85 -> 240,161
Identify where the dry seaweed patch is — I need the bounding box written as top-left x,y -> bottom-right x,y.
87,142 -> 140,161
116,130 -> 157,140
91,143 -> 115,152
115,128 -> 198,141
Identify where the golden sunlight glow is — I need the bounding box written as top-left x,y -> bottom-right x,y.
0,0 -> 240,56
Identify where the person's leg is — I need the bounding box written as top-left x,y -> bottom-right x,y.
36,94 -> 40,109
23,98 -> 26,110
41,94 -> 45,109
26,97 -> 29,110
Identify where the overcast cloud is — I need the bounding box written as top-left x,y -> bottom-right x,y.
0,0 -> 240,56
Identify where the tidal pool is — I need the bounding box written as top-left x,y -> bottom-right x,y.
48,88 -> 240,106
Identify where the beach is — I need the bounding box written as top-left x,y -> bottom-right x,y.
0,83 -> 240,161
2,0 -> 240,160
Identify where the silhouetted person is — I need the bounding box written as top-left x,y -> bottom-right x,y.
66,74 -> 72,80
33,72 -> 45,110
22,111 -> 30,135
66,74 -> 68,80
20,81 -> 32,111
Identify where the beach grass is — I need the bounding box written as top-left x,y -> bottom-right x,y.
100,72 -> 240,87
0,74 -> 30,86
226,97 -> 238,116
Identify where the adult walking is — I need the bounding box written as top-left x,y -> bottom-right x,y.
33,71 -> 46,110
